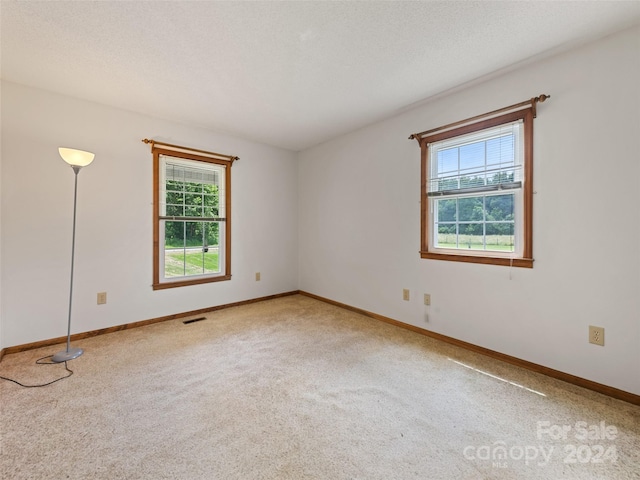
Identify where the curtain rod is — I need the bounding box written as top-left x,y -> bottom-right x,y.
142,139 -> 239,163
409,94 -> 550,142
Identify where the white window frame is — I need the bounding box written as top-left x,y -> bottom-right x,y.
158,156 -> 227,284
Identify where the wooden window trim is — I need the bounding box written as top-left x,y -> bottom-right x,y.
152,147 -> 233,289
419,108 -> 534,268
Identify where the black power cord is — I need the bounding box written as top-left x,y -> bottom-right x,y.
0,355 -> 74,388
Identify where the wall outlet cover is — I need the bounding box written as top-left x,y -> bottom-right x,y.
589,325 -> 605,346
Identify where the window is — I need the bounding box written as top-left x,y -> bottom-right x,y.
149,142 -> 236,289
411,97 -> 548,268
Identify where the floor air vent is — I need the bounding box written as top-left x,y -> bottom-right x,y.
183,317 -> 207,325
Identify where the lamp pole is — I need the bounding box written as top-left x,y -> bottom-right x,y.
52,149 -> 94,363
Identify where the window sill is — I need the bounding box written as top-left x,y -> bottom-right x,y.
420,251 -> 533,268
153,274 -> 232,290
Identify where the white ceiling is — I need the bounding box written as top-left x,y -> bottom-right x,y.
2,1 -> 639,151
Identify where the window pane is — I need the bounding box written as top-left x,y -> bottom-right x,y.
163,221 -> 221,278
184,190 -> 202,217
184,192 -> 203,207
166,180 -> 184,192
459,141 -> 484,172
486,134 -> 514,166
431,193 -> 516,253
203,192 -> 218,207
437,176 -> 459,191
183,221 -> 203,247
486,222 -> 515,252
166,204 -> 184,216
164,187 -> 184,217
487,169 -> 516,186
486,194 -> 514,221
437,148 -> 458,173
458,197 -> 484,222
202,190 -> 219,217
184,205 -> 200,217
165,221 -> 185,248
206,222 -> 220,248
460,174 -> 486,189
459,223 -> 483,250
437,198 -> 457,222
203,206 -> 217,218
163,220 -> 212,249
437,224 -> 457,248
164,221 -> 185,277
428,123 -> 522,197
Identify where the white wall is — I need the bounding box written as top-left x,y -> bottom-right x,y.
0,81 -> 3,350
2,27 -> 638,397
0,81 -> 299,348
298,26 -> 640,395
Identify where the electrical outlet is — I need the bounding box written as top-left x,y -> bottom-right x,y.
589,325 -> 604,346
424,293 -> 431,306
403,289 -> 410,301
97,292 -> 107,305
255,272 -> 261,281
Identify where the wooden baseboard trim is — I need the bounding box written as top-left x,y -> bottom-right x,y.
299,291 -> 640,406
1,291 -> 300,359
5,289 -> 637,405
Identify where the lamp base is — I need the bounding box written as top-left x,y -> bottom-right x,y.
52,347 -> 84,363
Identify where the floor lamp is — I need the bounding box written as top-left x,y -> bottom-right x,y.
52,147 -> 95,363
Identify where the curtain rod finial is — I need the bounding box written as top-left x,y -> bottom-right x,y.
532,94 -> 550,117
142,138 -> 155,151
409,133 -> 422,145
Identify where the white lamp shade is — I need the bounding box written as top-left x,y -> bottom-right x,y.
59,147 -> 95,167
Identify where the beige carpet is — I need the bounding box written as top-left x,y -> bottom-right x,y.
1,295 -> 638,479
